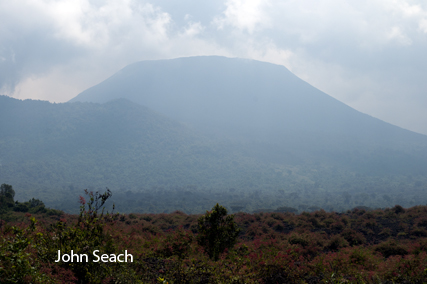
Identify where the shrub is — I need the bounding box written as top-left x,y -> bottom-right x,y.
0,218 -> 57,283
323,218 -> 335,227
349,248 -> 369,266
197,203 -> 240,261
288,233 -> 309,248
46,208 -> 63,216
157,228 -> 194,259
273,223 -> 285,232
29,205 -> 47,214
326,235 -> 348,251
410,227 -> 427,237
13,202 -> 29,212
270,213 -> 283,220
379,228 -> 392,237
330,221 -> 344,231
341,228 -> 366,246
375,240 -> 408,258
393,205 -> 405,214
141,215 -> 153,222
416,217 -> 427,227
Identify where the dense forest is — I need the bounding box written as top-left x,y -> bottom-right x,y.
2,185 -> 427,283
2,94 -> 427,214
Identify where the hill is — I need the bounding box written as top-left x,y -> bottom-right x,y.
0,95 -> 292,212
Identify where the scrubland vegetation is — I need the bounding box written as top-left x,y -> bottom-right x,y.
2,185 -> 427,283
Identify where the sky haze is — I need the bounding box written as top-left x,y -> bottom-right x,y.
1,0 -> 427,134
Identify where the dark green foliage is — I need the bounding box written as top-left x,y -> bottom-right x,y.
288,233 -> 310,248
0,184 -> 15,212
141,215 -> 153,222
12,198 -> 48,214
13,202 -> 29,212
375,240 -> 408,258
393,204 -> 405,214
0,219 -> 58,283
45,208 -> 63,216
410,227 -> 427,237
0,183 -> 15,200
197,203 -> 240,261
326,235 -> 349,251
341,228 -> 366,246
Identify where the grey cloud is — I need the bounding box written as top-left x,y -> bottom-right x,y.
0,2 -> 90,92
1,0 -> 427,134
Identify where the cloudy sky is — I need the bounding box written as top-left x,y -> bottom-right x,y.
1,0 -> 427,134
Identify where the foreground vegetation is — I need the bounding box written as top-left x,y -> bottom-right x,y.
2,186 -> 427,283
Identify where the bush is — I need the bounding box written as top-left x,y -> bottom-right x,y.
326,235 -> 348,251
141,215 -> 153,222
157,228 -> 194,259
197,203 -> 240,261
341,228 -> 366,246
410,227 -> 427,237
288,233 -> 309,248
46,208 -> 63,216
375,240 -> 408,258
13,202 -> 29,212
0,219 -> 57,283
393,205 -> 405,214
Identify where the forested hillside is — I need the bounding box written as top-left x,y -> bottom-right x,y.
2,95 -> 427,213
0,95 -> 288,210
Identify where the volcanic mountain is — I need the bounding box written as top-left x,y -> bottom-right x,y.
70,56 -> 427,174
2,56 -> 427,213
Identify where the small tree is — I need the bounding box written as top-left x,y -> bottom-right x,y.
197,203 -> 240,261
0,184 -> 15,231
0,183 -> 15,211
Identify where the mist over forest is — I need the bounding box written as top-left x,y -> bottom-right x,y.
2,56 -> 427,214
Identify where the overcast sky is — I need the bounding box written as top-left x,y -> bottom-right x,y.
1,0 -> 427,134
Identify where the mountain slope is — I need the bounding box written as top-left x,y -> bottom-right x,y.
2,95 -> 427,213
70,56 -> 427,174
0,96 -> 290,210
